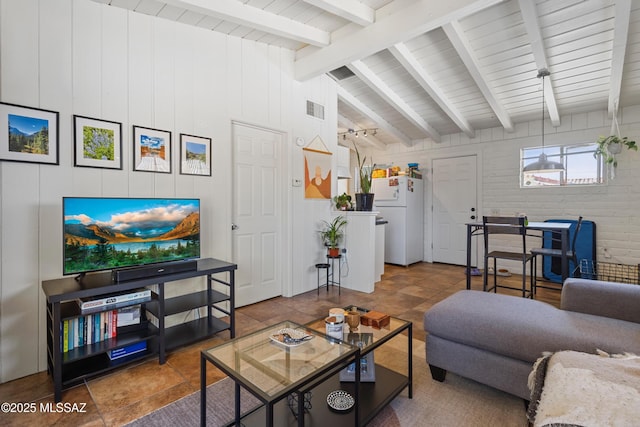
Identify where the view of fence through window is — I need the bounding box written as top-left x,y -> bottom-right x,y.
521,143 -> 603,187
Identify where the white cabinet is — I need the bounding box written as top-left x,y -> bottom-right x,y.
337,211 -> 379,293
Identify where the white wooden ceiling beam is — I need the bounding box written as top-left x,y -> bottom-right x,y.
162,0 -> 330,47
389,43 -> 475,138
295,0 -> 505,80
337,113 -> 386,150
608,0 -> 632,118
337,85 -> 413,147
301,0 -> 374,27
518,0 -> 560,126
443,20 -> 515,132
349,60 -> 441,142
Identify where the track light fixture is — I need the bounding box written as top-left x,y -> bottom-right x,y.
337,128 -> 378,139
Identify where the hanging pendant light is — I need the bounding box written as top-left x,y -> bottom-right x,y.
523,69 -> 565,173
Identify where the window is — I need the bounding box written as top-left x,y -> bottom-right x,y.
521,143 -> 603,187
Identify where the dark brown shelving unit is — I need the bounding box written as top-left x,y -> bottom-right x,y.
43,257 -> 237,402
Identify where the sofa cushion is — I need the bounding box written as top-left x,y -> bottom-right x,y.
562,278 -> 640,324
424,290 -> 640,363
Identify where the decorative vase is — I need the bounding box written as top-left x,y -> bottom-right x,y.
355,193 -> 375,211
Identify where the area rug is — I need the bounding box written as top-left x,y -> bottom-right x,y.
126,339 -> 528,426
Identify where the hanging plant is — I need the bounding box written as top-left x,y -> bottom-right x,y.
594,105 -> 637,179
594,135 -> 637,167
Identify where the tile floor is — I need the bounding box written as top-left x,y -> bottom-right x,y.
0,262 -> 561,426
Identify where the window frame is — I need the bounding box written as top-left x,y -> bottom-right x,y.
520,142 -> 604,188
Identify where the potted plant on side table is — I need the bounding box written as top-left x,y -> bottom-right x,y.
320,215 -> 347,257
353,142 -> 375,211
333,192 -> 352,211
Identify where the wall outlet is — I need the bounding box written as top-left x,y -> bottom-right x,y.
292,178 -> 302,187
341,248 -> 347,254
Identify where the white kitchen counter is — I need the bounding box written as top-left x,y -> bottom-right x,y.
333,211 -> 382,293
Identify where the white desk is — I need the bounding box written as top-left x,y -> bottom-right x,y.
465,221 -> 572,290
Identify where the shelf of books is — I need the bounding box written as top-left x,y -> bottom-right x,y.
53,290 -> 157,388
42,257 -> 238,402
59,310 -> 154,362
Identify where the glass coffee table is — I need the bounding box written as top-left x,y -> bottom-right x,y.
201,314 -> 412,426
200,320 -> 359,427
306,310 -> 413,426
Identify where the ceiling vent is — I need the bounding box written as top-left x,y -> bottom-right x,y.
328,66 -> 355,81
306,100 -> 325,120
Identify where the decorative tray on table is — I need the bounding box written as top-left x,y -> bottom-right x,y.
270,328 -> 314,348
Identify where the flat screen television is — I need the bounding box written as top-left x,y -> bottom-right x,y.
63,197 -> 200,276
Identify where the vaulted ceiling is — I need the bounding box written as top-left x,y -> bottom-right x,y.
94,0 -> 640,148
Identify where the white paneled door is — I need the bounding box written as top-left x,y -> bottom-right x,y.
432,156 -> 478,266
232,123 -> 283,307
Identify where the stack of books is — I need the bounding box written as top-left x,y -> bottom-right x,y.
61,289 -> 151,353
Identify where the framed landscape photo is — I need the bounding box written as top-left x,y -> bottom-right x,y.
0,102 -> 59,165
74,115 -> 122,170
133,125 -> 172,173
180,133 -> 211,176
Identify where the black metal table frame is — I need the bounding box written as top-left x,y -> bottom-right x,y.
200,317 -> 413,427
200,322 -> 360,427
465,221 -> 571,290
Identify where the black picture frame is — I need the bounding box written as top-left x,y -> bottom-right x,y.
0,102 -> 59,165
73,115 -> 123,170
133,125 -> 172,174
180,133 -> 211,176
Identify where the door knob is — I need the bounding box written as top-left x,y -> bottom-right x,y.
471,207 -> 476,212
470,215 -> 476,220
231,224 -> 239,230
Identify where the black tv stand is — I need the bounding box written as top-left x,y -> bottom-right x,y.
42,257 -> 237,402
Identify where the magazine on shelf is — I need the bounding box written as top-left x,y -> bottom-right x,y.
339,332 -> 376,382
77,289 -> 151,312
108,341 -> 147,360
117,305 -> 142,327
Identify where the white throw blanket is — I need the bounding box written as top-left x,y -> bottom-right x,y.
527,350 -> 640,427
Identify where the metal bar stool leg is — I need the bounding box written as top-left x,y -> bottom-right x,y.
326,264 -> 329,293
315,263 -> 330,295
337,258 -> 341,295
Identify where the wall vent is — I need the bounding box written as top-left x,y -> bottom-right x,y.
306,100 -> 325,120
328,66 -> 355,81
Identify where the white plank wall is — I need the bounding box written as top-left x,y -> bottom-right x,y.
0,0 -> 335,383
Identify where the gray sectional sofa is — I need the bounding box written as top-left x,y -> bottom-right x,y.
423,278 -> 640,400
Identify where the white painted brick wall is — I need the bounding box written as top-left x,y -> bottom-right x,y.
372,107 -> 640,272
